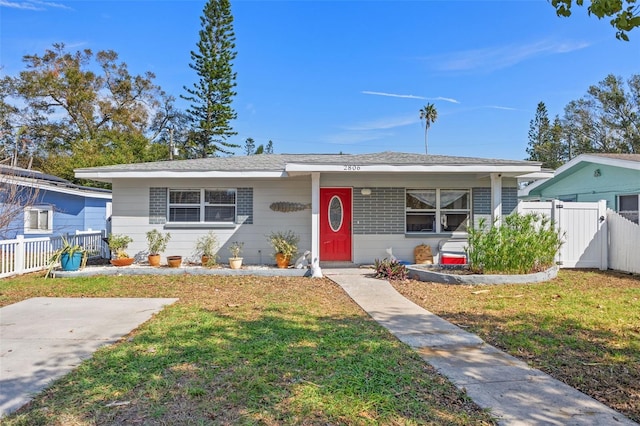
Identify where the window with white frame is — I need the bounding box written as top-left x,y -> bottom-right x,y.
406,189 -> 470,233
618,194 -> 639,224
168,189 -> 236,223
24,205 -> 53,233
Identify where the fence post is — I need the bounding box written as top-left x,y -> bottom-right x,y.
598,199 -> 608,270
15,235 -> 25,275
102,229 -> 109,259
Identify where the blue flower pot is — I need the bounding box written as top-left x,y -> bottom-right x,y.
60,252 -> 83,271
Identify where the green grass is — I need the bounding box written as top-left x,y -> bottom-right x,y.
392,269 -> 640,423
0,273 -> 494,425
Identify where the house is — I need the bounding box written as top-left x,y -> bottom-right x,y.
0,165 -> 112,239
74,152 -> 542,265
520,153 -> 640,224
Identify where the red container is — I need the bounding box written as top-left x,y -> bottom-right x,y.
441,254 -> 467,265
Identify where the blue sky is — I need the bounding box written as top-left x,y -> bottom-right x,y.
1,0 -> 638,160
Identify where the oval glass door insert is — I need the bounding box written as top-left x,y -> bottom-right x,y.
328,196 -> 343,232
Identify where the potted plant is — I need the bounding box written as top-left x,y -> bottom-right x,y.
107,234 -> 134,266
267,230 -> 299,268
146,229 -> 171,266
195,231 -> 219,266
46,236 -> 87,277
228,241 -> 244,269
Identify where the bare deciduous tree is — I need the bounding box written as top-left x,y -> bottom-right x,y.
0,163 -> 42,239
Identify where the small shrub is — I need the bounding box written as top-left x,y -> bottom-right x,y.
374,258 -> 408,280
195,231 -> 219,257
267,230 -> 299,258
466,212 -> 564,274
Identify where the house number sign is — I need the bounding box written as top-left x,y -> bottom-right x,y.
343,164 -> 361,171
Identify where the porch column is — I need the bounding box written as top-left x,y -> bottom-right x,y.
490,173 -> 503,226
311,172 -> 320,264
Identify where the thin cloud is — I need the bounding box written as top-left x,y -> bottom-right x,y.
362,91 -> 426,100
325,113 -> 419,145
429,39 -> 590,72
0,0 -> 71,10
483,105 -> 518,111
362,91 -> 460,104
345,114 -> 416,132
431,96 -> 460,104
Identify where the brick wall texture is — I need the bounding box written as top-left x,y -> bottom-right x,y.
353,187 -> 405,235
148,187 -> 253,225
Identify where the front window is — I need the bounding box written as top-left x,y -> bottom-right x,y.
618,194 -> 639,224
406,189 -> 470,233
24,206 -> 53,233
169,189 -> 236,223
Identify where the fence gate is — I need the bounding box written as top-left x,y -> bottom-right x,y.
518,200 -> 607,269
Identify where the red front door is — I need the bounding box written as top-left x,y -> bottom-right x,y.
320,188 -> 352,261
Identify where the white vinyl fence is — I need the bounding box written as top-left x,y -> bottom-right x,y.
518,200 -> 640,274
607,208 -> 640,275
518,200 -> 608,269
0,230 -> 108,278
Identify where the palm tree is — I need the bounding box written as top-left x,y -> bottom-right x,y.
419,103 -> 438,154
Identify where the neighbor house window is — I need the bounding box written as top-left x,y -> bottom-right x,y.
618,194 -> 639,224
168,189 -> 236,223
406,189 -> 470,233
24,206 -> 53,233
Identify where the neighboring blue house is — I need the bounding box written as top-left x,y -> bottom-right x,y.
520,153 -> 640,224
0,165 -> 112,240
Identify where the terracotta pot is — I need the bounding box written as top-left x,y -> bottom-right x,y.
167,256 -> 182,268
148,254 -> 161,267
201,255 -> 212,266
110,257 -> 134,267
229,257 -> 243,270
275,253 -> 290,268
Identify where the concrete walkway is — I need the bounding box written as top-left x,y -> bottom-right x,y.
324,268 -> 638,426
0,297 -> 178,417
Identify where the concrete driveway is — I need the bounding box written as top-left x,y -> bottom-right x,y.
0,297 -> 178,417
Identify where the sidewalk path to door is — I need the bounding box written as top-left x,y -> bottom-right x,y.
324,268 -> 637,426
0,297 -> 178,418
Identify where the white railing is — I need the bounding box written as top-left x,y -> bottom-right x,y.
0,230 -> 108,279
607,209 -> 640,275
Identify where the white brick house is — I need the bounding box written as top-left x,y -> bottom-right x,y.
75,152 -> 541,265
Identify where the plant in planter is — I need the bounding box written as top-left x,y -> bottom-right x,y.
46,236 -> 87,278
195,231 -> 219,267
146,229 -> 171,266
228,241 -> 244,269
267,230 -> 299,268
107,234 -> 134,266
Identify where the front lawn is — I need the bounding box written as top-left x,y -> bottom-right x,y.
391,269 -> 640,423
0,274 -> 494,425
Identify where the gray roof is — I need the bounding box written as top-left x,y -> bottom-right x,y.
75,151 -> 537,173
588,153 -> 640,163
1,164 -> 111,195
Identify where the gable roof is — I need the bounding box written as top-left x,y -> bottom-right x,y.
0,165 -> 112,199
520,153 -> 640,196
75,151 -> 541,182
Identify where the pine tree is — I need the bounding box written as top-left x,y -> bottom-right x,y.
244,137 -> 255,155
182,0 -> 238,158
265,140 -> 274,154
526,103 -> 568,169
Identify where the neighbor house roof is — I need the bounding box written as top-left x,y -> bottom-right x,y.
75,152 -> 541,182
0,165 -> 112,199
520,153 -> 640,196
